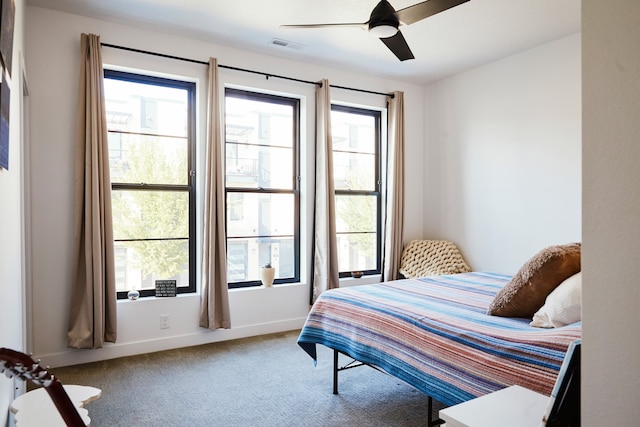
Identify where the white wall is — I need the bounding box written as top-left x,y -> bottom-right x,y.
423,34 -> 581,274
15,2 -> 640,425
24,6 -> 425,368
582,1 -> 640,425
0,0 -> 26,424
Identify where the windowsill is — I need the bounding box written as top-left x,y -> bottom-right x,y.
340,275 -> 382,287
117,278 -> 380,303
117,292 -> 197,304
229,282 -> 307,292
118,281 -> 309,302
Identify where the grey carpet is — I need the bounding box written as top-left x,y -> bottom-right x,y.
54,330 -> 444,426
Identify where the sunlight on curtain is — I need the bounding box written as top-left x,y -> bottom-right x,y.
68,33 -> 117,348
312,79 -> 340,303
383,91 -> 405,281
200,57 -> 231,330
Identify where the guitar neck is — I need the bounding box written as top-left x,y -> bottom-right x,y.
44,379 -> 86,427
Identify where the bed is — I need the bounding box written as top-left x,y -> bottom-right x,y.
297,271 -> 582,420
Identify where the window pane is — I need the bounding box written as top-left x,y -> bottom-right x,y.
108,133 -> 188,185
335,194 -> 377,234
225,94 -> 295,191
227,237 -> 295,283
227,240 -> 248,282
112,190 -> 189,292
332,110 -> 376,154
225,143 -> 293,189
333,151 -> 376,191
336,194 -> 377,272
104,79 -> 189,138
114,240 -> 189,292
336,232 -> 377,272
112,190 -> 189,240
332,109 -> 377,191
225,97 -> 294,148
226,193 -> 294,238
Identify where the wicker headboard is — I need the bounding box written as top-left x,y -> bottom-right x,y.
399,240 -> 471,279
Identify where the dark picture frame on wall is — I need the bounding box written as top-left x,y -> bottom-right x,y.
0,0 -> 15,170
0,69 -> 8,170
0,0 -> 15,77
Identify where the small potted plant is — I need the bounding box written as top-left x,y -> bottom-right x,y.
260,262 -> 275,287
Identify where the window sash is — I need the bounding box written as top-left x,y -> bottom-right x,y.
331,104 -> 383,278
224,88 -> 300,288
104,69 -> 196,299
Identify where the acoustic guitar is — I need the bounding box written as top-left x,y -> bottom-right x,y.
0,347 -> 85,426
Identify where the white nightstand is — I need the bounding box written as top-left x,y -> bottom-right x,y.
439,385 -> 549,427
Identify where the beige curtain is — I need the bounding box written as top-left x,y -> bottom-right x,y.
199,57 -> 231,330
68,33 -> 117,349
311,79 -> 340,303
382,91 -> 405,281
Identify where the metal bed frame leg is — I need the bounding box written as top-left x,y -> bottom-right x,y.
333,349 -> 339,394
428,396 -> 445,426
333,349 -> 444,425
332,349 -> 365,394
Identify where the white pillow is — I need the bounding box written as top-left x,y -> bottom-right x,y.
530,272 -> 582,328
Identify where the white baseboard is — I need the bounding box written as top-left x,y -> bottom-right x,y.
41,317 -> 307,368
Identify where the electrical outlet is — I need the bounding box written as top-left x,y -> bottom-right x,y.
160,314 -> 170,329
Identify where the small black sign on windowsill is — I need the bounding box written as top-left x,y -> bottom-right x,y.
155,280 -> 177,297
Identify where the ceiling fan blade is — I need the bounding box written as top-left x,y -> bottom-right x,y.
396,0 -> 469,25
380,31 -> 414,61
280,22 -> 367,30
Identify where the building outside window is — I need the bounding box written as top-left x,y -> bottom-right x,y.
224,88 -> 300,287
331,105 -> 382,277
104,70 -> 196,299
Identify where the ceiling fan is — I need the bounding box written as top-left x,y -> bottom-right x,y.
281,0 -> 470,61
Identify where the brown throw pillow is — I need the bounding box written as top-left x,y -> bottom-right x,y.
487,243 -> 581,318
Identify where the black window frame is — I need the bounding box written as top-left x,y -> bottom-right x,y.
224,88 -> 301,288
331,104 -> 383,278
104,69 -> 197,299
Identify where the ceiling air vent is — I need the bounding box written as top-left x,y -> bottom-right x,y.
269,38 -> 305,50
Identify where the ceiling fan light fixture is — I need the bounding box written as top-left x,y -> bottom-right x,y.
369,24 -> 398,38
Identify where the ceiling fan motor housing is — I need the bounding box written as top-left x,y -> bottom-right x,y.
368,0 -> 400,35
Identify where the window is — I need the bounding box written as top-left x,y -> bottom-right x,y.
104,70 -> 196,299
331,105 -> 382,277
224,89 -> 300,288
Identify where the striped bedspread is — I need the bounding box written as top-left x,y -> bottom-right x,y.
297,272 -> 581,406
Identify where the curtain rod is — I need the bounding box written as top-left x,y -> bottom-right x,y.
101,43 -> 394,98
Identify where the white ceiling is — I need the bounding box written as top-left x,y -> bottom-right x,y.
27,0 -> 581,85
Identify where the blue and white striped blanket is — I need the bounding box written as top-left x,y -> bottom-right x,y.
298,272 -> 582,406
